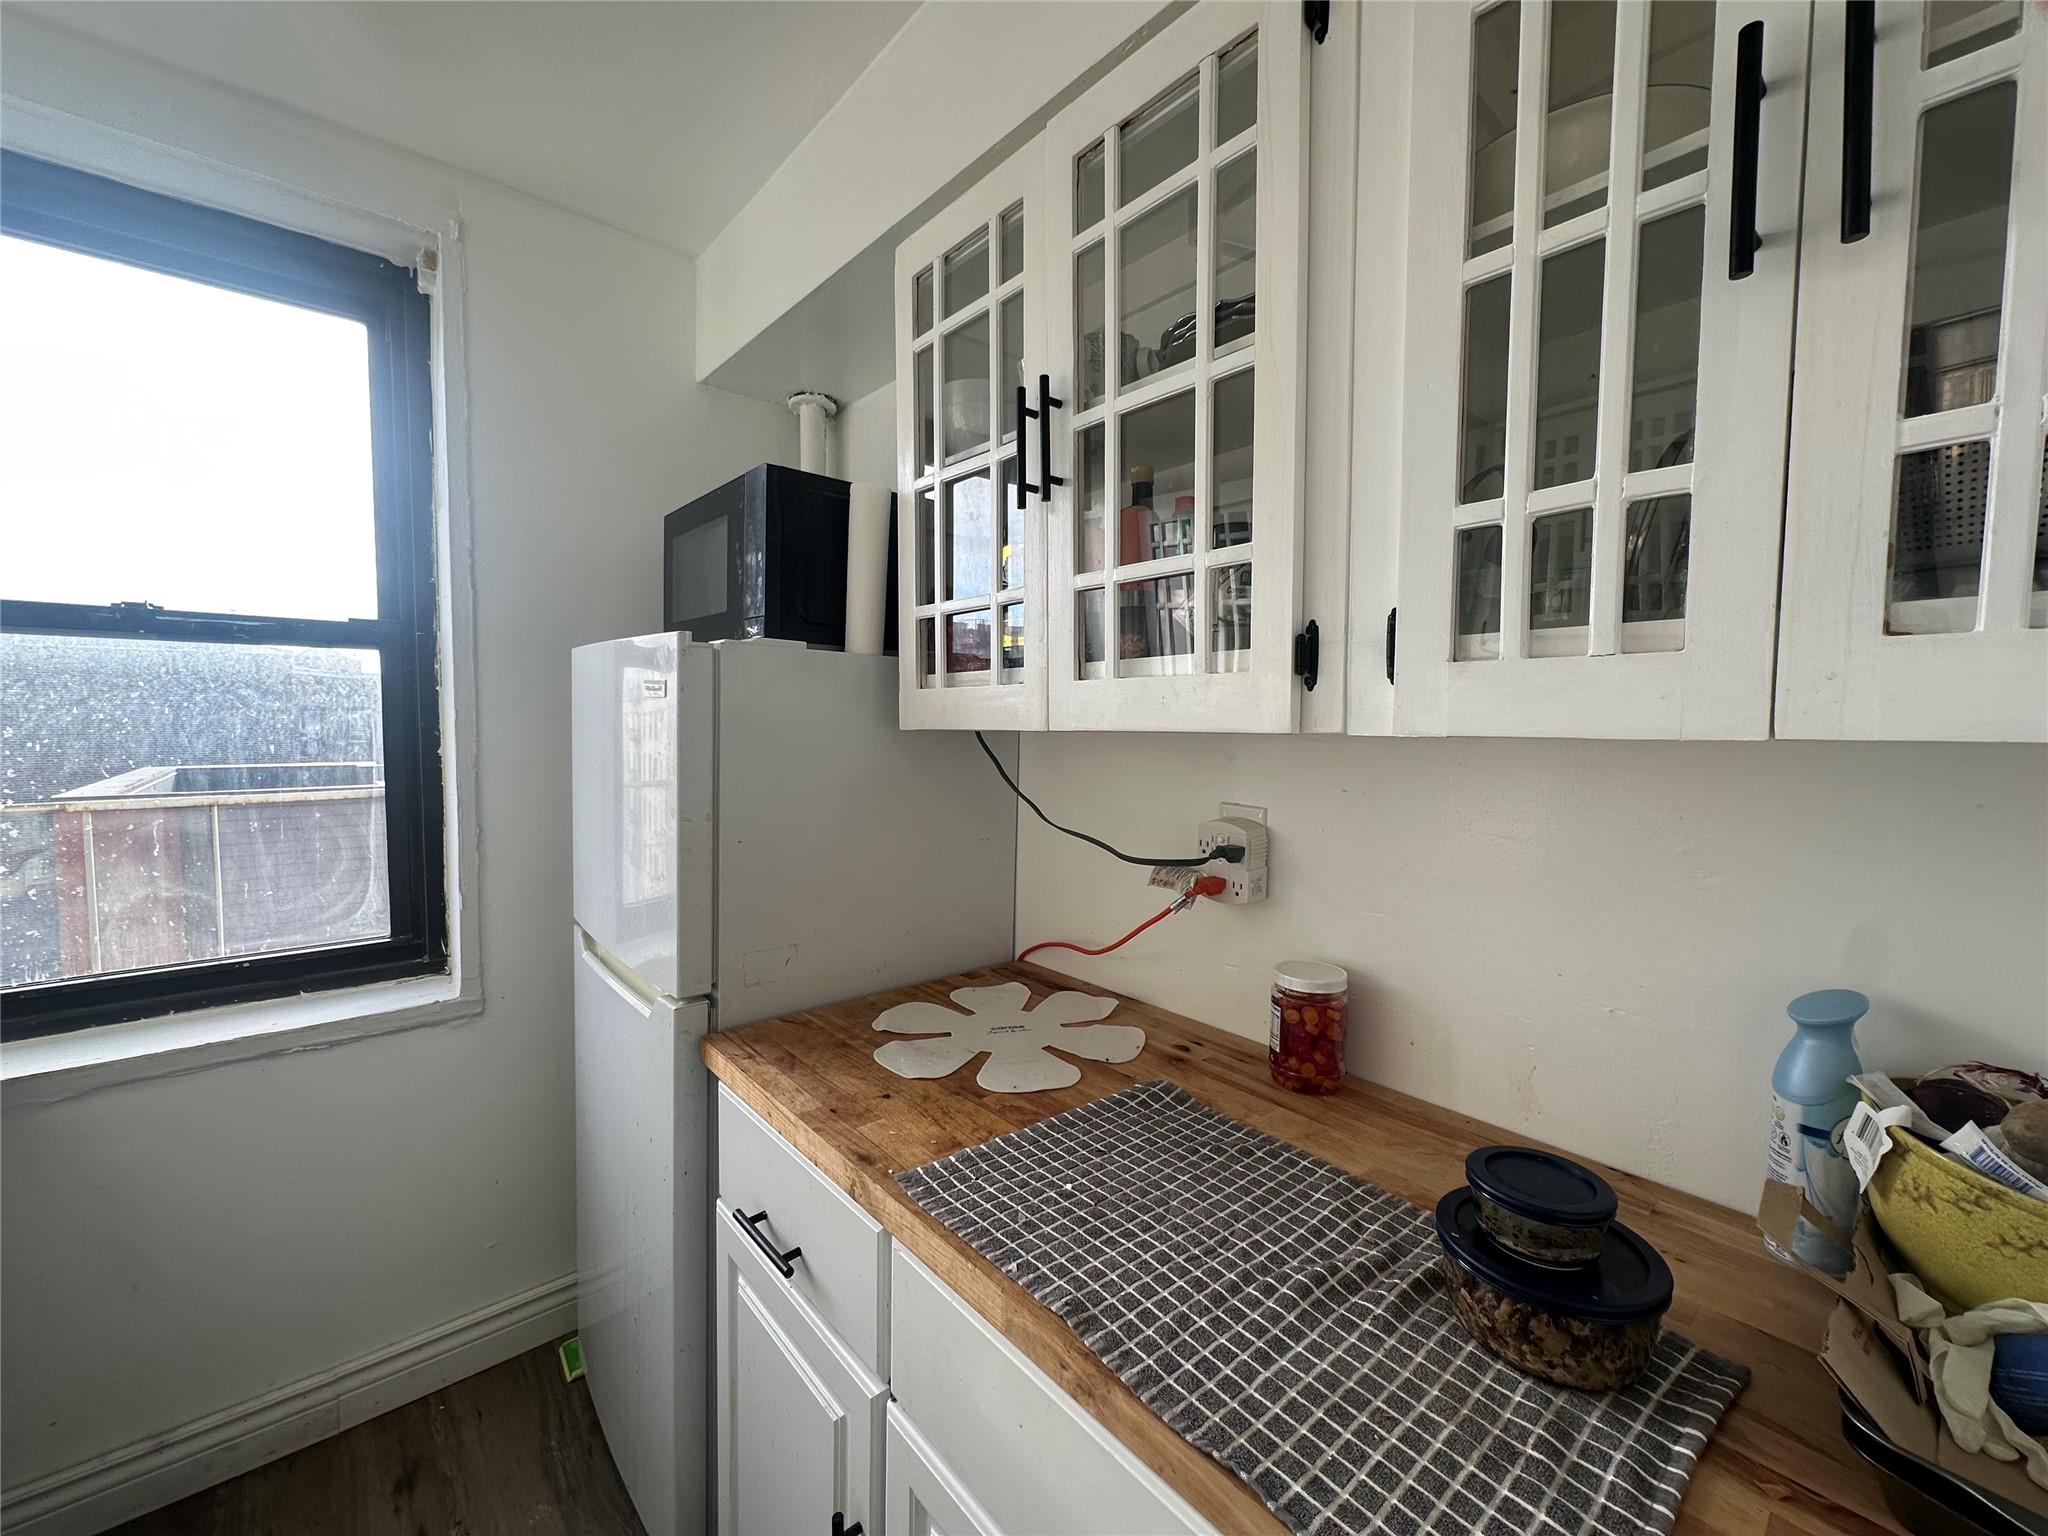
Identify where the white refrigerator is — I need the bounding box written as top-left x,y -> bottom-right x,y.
570,634 -> 1016,1536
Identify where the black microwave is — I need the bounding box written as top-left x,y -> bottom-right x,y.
662,463 -> 896,650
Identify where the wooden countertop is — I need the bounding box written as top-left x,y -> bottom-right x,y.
702,963 -> 1895,1536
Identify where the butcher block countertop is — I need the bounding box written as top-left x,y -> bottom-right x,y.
702,962 -> 1894,1536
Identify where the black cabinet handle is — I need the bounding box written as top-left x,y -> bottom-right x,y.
1013,384 -> 1032,510
1036,373 -> 1065,507
1728,19 -> 1767,279
831,1516 -> 863,1536
731,1207 -> 802,1279
1841,0 -> 1876,242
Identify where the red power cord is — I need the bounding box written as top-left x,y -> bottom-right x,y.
1017,876 -> 1226,965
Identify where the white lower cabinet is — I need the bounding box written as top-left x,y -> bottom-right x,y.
714,1199 -> 887,1536
713,1097 -> 1217,1536
885,1405 -> 1004,1536
888,1246 -> 1215,1536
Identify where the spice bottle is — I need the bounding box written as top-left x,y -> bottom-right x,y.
1270,961 -> 1349,1094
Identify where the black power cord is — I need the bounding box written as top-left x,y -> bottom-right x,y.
974,732 -> 1241,869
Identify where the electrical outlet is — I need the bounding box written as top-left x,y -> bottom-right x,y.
1196,806 -> 1269,904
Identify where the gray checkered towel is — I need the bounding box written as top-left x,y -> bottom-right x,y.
898,1080 -> 1747,1536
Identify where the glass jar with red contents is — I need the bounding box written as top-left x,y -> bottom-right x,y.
1269,961 -> 1349,1094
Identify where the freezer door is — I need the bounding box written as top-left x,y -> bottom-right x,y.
572,633 -> 714,1000
573,927 -> 710,1536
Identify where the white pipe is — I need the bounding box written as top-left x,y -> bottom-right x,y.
786,392 -> 839,477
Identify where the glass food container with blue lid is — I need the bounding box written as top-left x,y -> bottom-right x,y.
1435,1187 -> 1674,1390
1464,1144 -> 1619,1266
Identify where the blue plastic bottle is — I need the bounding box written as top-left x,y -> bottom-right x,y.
1765,988 -> 1868,1274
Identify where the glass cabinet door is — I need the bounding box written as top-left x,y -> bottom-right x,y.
1394,0 -> 1807,738
1777,0 -> 2046,740
1044,2 -> 1311,733
896,143 -> 1048,730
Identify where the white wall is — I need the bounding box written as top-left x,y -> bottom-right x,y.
1016,733 -> 2048,1210
837,380 -> 897,488
0,13 -> 793,1513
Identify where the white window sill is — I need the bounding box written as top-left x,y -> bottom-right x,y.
1,973 -> 483,1106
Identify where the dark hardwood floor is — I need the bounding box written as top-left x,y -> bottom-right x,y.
109,1339 -> 646,1536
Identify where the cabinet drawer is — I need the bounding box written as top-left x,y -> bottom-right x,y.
716,1084 -> 890,1375
886,1403 -> 1003,1536
890,1245 -> 1214,1536
715,1199 -> 886,1536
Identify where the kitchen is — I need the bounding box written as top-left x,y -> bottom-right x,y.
0,3 -> 2044,1535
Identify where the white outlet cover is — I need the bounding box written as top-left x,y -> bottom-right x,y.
870,982 -> 1145,1093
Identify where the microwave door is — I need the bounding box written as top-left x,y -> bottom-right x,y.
663,474 -> 750,639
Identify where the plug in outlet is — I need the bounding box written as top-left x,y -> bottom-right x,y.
1197,804 -> 1268,904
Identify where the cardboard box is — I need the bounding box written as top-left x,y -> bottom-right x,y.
1756,1179 -> 2048,1523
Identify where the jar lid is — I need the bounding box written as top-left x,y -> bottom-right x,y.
1787,988 -> 1870,1027
1464,1145 -> 1618,1228
1436,1188 -> 1672,1324
1273,960 -> 1347,995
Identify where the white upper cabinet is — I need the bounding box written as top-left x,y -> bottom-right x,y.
1045,2 -> 1312,732
897,144 -> 1050,731
1776,0 -> 2047,741
1392,0 -> 1808,738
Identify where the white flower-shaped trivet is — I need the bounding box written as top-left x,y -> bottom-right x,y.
870,981 -> 1145,1093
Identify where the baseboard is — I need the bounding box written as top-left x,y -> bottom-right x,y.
0,1272 -> 579,1536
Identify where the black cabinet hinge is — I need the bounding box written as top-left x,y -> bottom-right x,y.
1303,1 -> 1330,43
1384,608 -> 1397,684
1293,619 -> 1320,692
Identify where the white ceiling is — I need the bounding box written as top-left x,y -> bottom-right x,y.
12,0 -> 920,255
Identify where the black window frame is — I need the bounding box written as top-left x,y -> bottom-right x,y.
0,151 -> 446,1039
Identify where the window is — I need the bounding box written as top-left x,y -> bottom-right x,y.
0,152 -> 444,1037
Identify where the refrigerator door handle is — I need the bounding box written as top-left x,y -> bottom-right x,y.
578,932 -> 656,1018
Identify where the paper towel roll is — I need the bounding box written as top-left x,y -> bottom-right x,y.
845,482 -> 892,655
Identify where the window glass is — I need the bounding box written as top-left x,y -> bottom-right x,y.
0,236 -> 378,621
1215,151 -> 1257,352
1534,239 -> 1606,489
1076,141 -> 1106,230
1119,391 -> 1197,565
1543,1 -> 1618,227
1213,370 -> 1255,550
1120,76 -> 1198,208
1888,441 -> 1989,633
1459,276 -> 1512,502
1924,0 -> 2020,67
1630,207 -> 1705,472
998,205 -> 1025,284
1120,185 -> 1197,388
1217,35 -> 1259,144
1642,1 -> 1715,190
1622,494 -> 1689,651
1116,574 -> 1195,674
0,636 -> 388,988
945,471 -> 995,602
1528,508 -> 1593,654
1455,525 -> 1504,660
1210,564 -> 1252,671
1468,3 -> 1522,257
1903,84 -> 2016,418
942,314 -> 991,461
943,230 -> 989,318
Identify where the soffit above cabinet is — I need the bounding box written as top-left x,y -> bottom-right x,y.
697,0 -> 1183,405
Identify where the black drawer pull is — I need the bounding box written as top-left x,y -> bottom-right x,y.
1841,0 -> 1876,242
1728,19 -> 1767,279
1014,383 -> 1032,509
732,1207 -> 802,1279
1036,373 -> 1065,507
831,1516 -> 863,1536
